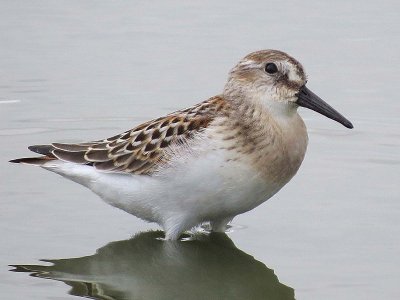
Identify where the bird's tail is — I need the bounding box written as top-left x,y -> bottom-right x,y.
9,144 -> 56,165
9,156 -> 56,165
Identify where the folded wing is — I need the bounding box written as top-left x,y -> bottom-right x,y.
13,96 -> 228,175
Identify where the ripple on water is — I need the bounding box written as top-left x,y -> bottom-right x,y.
0,128 -> 51,136
0,99 -> 21,104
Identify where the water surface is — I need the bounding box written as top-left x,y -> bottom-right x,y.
11,231 -> 294,300
1,1 -> 399,299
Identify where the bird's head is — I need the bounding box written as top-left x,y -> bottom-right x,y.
224,49 -> 353,129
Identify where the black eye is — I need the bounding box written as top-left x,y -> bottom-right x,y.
265,63 -> 278,74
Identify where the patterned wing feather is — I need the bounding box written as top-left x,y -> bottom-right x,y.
32,96 -> 228,175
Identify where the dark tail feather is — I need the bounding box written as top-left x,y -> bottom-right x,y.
9,144 -> 57,165
9,156 -> 55,165
28,144 -> 55,156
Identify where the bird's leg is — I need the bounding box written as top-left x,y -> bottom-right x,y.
210,217 -> 233,233
163,216 -> 199,240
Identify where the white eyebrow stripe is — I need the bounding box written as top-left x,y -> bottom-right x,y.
288,71 -> 302,82
286,63 -> 303,82
237,59 -> 259,70
240,59 -> 256,66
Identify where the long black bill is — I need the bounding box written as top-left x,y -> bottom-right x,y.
296,86 -> 353,129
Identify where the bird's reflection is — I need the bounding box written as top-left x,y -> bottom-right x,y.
11,231 -> 294,300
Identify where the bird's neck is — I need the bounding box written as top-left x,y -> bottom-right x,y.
223,86 -> 299,126
221,91 -> 308,185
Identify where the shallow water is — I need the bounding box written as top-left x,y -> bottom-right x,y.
11,231 -> 295,300
1,1 -> 399,299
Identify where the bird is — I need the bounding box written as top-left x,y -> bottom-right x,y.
10,50 -> 353,240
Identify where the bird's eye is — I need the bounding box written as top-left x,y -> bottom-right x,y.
265,63 -> 278,74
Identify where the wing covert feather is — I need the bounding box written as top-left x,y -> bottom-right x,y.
38,96 -> 228,175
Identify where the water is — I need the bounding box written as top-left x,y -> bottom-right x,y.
10,231 -> 295,300
1,1 -> 399,299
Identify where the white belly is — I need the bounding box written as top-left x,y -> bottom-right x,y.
42,148 -> 282,238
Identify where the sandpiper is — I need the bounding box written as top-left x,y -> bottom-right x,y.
10,50 -> 353,240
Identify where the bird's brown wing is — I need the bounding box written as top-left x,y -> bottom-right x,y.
21,96 -> 228,175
